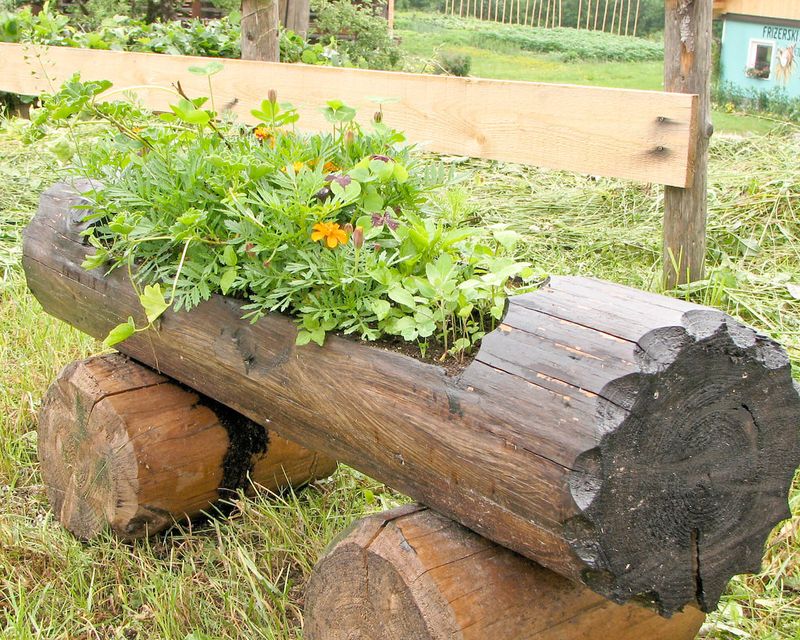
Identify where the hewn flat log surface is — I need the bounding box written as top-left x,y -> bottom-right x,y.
23,183 -> 800,614
305,505 -> 707,639
39,353 -> 336,539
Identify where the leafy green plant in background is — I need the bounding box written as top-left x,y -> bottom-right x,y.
0,4 -> 352,63
395,13 -> 663,62
30,75 -> 537,357
310,0 -> 403,69
713,82 -> 800,123
434,50 -> 471,76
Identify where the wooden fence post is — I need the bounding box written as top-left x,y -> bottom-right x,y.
241,0 -> 280,61
663,0 -> 712,288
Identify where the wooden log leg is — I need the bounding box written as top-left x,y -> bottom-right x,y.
38,354 -> 337,540
305,505 -> 707,640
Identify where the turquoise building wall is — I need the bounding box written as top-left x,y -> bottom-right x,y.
720,14 -> 800,97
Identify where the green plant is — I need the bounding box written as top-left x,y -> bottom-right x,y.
434,50 -> 471,76
395,13 -> 664,62
31,75 -> 537,357
311,0 -> 403,69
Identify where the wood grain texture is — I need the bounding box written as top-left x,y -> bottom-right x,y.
241,0 -> 280,61
0,42 -> 696,186
717,0 -> 800,20
38,353 -> 336,539
305,505 -> 707,639
663,0 -> 712,286
279,0 -> 310,36
23,184 -> 800,614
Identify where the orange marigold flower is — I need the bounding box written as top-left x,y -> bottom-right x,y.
311,221 -> 349,249
323,160 -> 339,173
254,125 -> 271,141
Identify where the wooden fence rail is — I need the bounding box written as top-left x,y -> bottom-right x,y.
0,43 -> 696,187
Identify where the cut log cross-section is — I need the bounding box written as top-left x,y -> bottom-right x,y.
38,353 -> 337,539
304,505 -> 707,639
23,183 -> 800,615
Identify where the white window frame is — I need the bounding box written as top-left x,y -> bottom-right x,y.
747,38 -> 776,77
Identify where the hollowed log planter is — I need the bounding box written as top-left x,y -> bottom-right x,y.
24,183 -> 800,616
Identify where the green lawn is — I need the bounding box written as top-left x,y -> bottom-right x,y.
396,12 -> 777,135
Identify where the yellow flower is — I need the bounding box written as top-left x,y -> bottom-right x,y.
311,221 -> 349,249
253,125 -> 275,147
283,160 -> 305,173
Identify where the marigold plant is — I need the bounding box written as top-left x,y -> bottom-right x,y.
31,75 -> 540,357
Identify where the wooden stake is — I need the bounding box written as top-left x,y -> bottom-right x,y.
633,0 -> 640,36
663,0 -> 712,287
524,0 -> 530,26
610,0 -> 618,33
586,0 -> 592,28
594,0 -> 601,29
625,0 -> 631,35
544,0 -> 550,27
618,0 -> 626,34
577,0 -> 582,28
240,0 -> 279,61
537,0 -> 544,26
502,0 -> 507,22
602,0 -> 609,30
305,506 -> 708,640
38,355 -> 337,539
558,0 -> 562,26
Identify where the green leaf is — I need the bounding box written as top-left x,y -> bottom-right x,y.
493,229 -> 521,251
139,283 -> 170,324
371,299 -> 391,320
188,61 -> 224,76
295,330 -> 313,346
387,284 -> 417,309
219,267 -> 238,295
81,248 -> 108,271
362,187 -> 384,212
393,163 -> 409,183
103,317 -> 135,347
222,244 -> 238,267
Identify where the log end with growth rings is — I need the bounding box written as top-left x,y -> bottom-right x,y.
566,309 -> 800,615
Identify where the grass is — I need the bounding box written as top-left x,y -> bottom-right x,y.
396,12 -> 777,135
1,112 -> 800,636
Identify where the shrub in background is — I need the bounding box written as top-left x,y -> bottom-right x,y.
311,0 -> 402,69
435,50 -> 471,76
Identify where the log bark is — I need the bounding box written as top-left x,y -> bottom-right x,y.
241,0 -> 280,62
23,183 -> 800,615
38,353 -> 336,539
663,0 -> 712,287
305,505 -> 707,639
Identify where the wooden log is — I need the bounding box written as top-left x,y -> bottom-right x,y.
663,0 -> 712,287
23,183 -> 800,615
305,505 -> 707,639
38,353 -> 337,539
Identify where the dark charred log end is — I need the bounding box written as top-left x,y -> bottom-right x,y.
567,310 -> 800,616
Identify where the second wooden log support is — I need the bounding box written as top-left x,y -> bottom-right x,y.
305,505 -> 707,640
38,354 -> 337,539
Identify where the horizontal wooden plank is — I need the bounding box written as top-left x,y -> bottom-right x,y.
0,43 -> 697,186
